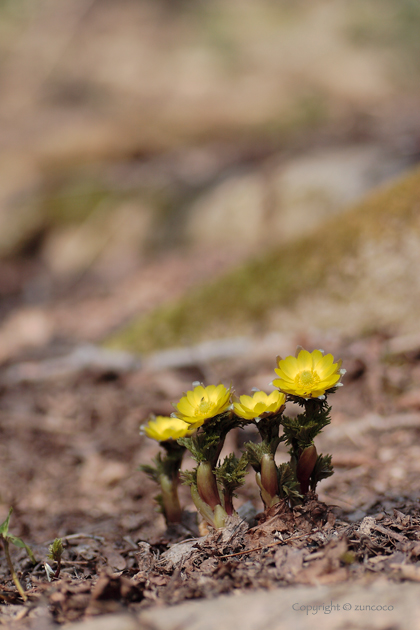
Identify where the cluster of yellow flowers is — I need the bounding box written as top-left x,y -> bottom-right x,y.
140,347 -> 344,528
143,348 -> 343,442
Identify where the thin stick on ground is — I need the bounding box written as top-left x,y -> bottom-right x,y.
219,531 -> 314,558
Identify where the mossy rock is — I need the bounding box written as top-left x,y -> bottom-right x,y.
106,165 -> 420,354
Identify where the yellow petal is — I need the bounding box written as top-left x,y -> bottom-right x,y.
317,354 -> 334,376
308,389 -> 325,398
186,390 -> 198,405
311,349 -> 324,370
208,385 -> 223,406
272,378 -> 291,391
319,364 -> 339,380
177,399 -> 195,415
279,356 -> 299,378
239,394 -> 254,408
323,374 -> 340,388
253,391 -> 267,404
297,349 -> 313,371
274,369 -> 295,384
254,402 -> 267,415
191,386 -> 206,403
233,404 -> 253,419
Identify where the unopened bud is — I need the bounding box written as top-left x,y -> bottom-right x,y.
197,461 -> 221,510
260,453 -> 279,499
296,444 -> 318,494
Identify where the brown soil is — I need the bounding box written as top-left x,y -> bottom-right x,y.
1,262 -> 420,628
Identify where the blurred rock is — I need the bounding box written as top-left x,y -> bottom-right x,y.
41,201 -> 153,278
186,172 -> 267,247
186,145 -> 406,248
385,332 -> 420,358
0,307 -> 52,364
271,145 -> 405,242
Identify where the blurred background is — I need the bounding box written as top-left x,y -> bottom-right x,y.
1,0 -> 420,361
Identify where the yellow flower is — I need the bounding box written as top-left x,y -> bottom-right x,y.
141,415 -> 192,442
174,383 -> 232,427
233,390 -> 286,420
273,348 -> 344,398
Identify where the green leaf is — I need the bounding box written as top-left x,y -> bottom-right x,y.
310,453 -> 334,491
47,538 -> 63,562
180,468 -> 197,487
0,507 -> 13,537
8,535 -> 37,564
215,453 -> 248,495
243,441 -> 273,469
281,406 -> 332,451
139,462 -> 160,483
277,462 -> 302,503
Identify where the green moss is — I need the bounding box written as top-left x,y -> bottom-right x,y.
106,165 -> 420,354
42,182 -> 113,226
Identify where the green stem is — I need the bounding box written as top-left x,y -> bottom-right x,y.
213,505 -> 228,528
3,539 -> 27,602
304,398 -> 321,417
190,485 -> 217,527
159,473 -> 182,524
53,558 -> 62,580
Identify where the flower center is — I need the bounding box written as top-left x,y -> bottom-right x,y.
295,369 -> 320,389
197,397 -> 212,415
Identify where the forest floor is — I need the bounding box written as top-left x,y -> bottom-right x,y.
2,252 -> 420,628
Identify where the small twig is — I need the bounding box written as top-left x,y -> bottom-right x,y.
3,539 -> 27,601
168,537 -> 202,546
374,523 -> 408,544
55,533 -> 105,543
219,531 -> 313,559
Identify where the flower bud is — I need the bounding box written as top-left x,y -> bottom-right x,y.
196,461 -> 221,510
296,444 -> 318,494
260,453 -> 279,499
255,471 -> 277,509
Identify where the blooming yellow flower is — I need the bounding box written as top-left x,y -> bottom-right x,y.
174,383 -> 232,427
233,390 -> 286,420
141,415 -> 192,442
273,348 -> 344,398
